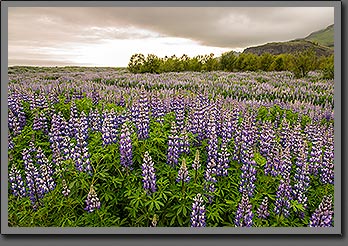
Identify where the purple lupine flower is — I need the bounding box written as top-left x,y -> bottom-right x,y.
290,121 -> 303,158
235,192 -> 253,227
259,120 -> 275,157
91,90 -> 100,105
192,149 -> 201,171
62,179 -> 70,197
279,145 -> 292,179
204,158 -> 217,182
23,149 -> 44,210
101,110 -> 113,146
293,142 -> 310,218
88,108 -> 101,132
141,151 -> 156,194
8,132 -> 14,150
167,121 -> 180,167
68,101 -> 79,138
9,163 -> 26,198
221,111 -> 233,143
257,196 -> 270,219
151,95 -> 165,123
274,177 -> 292,218
320,127 -> 334,184
216,142 -> 230,176
119,122 -> 133,170
309,195 -> 334,227
52,145 -> 64,176
32,111 -> 42,131
265,141 -> 281,176
72,117 -> 93,175
179,127 -> 190,155
36,147 -> 56,192
239,144 -> 257,198
175,96 -> 185,132
308,124 -> 323,176
176,158 -> 190,183
191,193 -> 206,227
206,113 -> 218,163
8,110 -> 21,136
280,117 -> 290,148
84,185 -> 101,213
203,158 -> 217,203
137,91 -> 150,140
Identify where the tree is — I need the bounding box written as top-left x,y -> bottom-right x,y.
289,49 -> 318,78
258,53 -> 275,71
128,53 -> 145,73
219,52 -> 237,71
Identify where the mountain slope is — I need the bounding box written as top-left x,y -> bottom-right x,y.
243,40 -> 333,56
242,24 -> 334,56
304,24 -> 334,48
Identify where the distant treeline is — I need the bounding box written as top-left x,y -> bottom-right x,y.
127,50 -> 334,79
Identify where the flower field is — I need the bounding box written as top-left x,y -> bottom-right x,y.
7,67 -> 334,227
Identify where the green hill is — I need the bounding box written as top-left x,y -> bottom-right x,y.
304,24 -> 334,48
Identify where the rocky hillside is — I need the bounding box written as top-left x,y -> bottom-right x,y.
243,40 -> 333,57
242,24 -> 334,57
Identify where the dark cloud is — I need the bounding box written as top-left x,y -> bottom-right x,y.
8,7 -> 334,65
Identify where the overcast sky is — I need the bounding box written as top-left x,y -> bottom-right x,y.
8,7 -> 334,67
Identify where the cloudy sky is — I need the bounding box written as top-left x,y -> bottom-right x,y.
8,7 -> 334,67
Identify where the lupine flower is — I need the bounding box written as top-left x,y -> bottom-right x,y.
192,149 -> 201,171
308,125 -> 323,176
257,197 -> 270,219
279,146 -> 292,179
179,128 -> 190,155
167,121 -> 180,167
62,179 -> 70,197
191,193 -> 206,227
175,98 -> 185,131
320,128 -> 334,184
137,91 -> 150,140
72,117 -> 93,175
119,122 -> 133,170
216,142 -> 230,176
91,90 -> 100,105
88,108 -> 101,132
239,144 -> 257,198
36,147 -> 56,192
142,151 -> 156,194
259,120 -> 275,157
8,110 -> 21,136
101,110 -> 113,146
265,141 -> 281,176
280,117 -> 290,148
8,132 -> 14,150
84,185 -> 101,213
176,158 -> 190,183
23,149 -> 44,210
9,163 -> 26,198
203,158 -> 217,203
207,114 -> 218,163
235,192 -> 253,227
293,142 -> 310,218
309,195 -> 334,227
204,158 -> 217,182
151,95 -> 165,123
68,101 -> 79,137
274,177 -> 292,218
